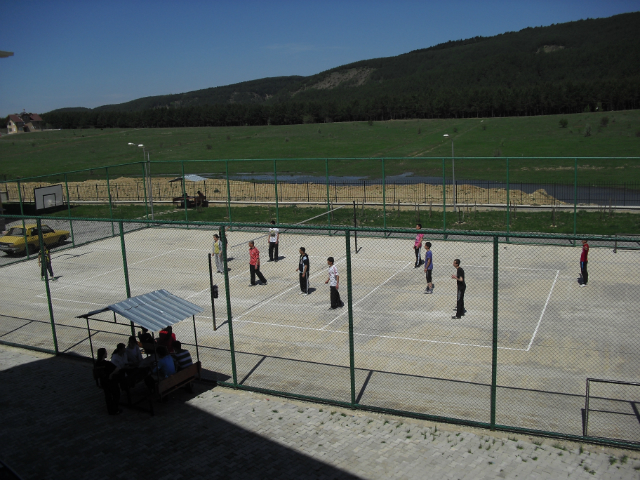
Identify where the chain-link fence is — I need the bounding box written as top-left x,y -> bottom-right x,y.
1,213 -> 639,448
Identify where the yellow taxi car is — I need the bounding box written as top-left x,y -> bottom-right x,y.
0,224 -> 70,255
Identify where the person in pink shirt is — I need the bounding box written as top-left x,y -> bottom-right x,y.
579,239 -> 589,287
248,241 -> 267,286
414,224 -> 424,268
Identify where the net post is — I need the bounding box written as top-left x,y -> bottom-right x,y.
106,166 -> 115,237
64,173 -> 75,247
442,158 -> 447,239
225,160 -> 232,224
353,200 -> 358,253
181,160 -> 188,223
506,158 -> 510,243
208,253 -> 217,331
141,161 -> 149,220
345,230 -> 356,406
221,226 -> 238,386
274,159 -> 279,224
382,158 -> 387,232
17,180 -> 30,259
490,235 -> 498,430
573,157 -> 578,245
119,221 -> 134,336
37,218 -> 59,355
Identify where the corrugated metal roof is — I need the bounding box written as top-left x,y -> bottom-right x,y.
78,289 -> 203,332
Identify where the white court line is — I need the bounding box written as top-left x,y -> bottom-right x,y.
526,269 -> 560,351
319,261 -> 414,330
231,258 -> 347,323
465,264 -> 559,272
233,318 -> 526,351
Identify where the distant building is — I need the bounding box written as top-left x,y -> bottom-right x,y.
7,112 -> 43,134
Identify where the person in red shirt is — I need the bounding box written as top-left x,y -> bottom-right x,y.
579,239 -> 589,287
248,241 -> 267,286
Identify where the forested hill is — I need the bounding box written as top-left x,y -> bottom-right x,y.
44,12 -> 640,128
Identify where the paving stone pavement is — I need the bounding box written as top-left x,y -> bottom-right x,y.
1,345 -> 639,480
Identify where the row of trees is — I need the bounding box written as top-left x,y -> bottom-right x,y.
43,79 -> 640,129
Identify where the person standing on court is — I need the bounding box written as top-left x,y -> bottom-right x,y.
325,257 -> 344,309
424,242 -> 434,294
212,234 -> 224,273
579,239 -> 589,287
297,247 -> 310,295
248,241 -> 267,286
268,220 -> 279,262
451,259 -> 466,319
38,246 -> 55,281
414,224 -> 424,268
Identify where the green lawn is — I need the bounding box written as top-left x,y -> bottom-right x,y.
1,110 -> 639,183
41,204 -> 640,237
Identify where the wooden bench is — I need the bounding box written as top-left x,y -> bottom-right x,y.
154,361 -> 201,403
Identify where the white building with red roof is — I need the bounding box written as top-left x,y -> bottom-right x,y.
7,112 -> 43,134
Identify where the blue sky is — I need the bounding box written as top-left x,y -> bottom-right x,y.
1,0 -> 639,116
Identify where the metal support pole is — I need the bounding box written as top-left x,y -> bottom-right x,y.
506,158 -> 510,243
274,159 -> 280,224
451,139 -> 456,213
181,160 -> 188,223
325,159 -> 331,232
208,253 -> 217,331
584,379 -> 590,437
192,315 -> 200,363
225,160 -> 232,223
346,230 -> 356,406
573,158 -> 578,244
382,158 -> 387,231
37,219 -> 59,354
442,158 -> 447,237
141,162 -> 149,220
106,167 -> 115,236
146,152 -> 154,220
119,222 -> 134,336
490,235 -> 499,429
64,174 -> 75,247
17,180 -> 30,259
221,226 -> 238,386
353,200 -> 358,253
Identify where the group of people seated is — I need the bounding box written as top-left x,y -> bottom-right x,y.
93,326 -> 193,415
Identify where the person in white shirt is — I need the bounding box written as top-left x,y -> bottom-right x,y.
324,257 -> 344,309
125,336 -> 143,366
268,220 -> 279,262
110,343 -> 128,370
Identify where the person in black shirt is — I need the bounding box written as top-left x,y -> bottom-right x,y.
93,347 -> 122,415
296,247 -> 310,295
451,259 -> 466,319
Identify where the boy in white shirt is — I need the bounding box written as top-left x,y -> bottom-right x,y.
324,257 -> 344,309
268,220 -> 279,262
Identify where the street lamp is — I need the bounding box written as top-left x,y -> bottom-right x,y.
443,134 -> 456,212
128,142 -> 154,219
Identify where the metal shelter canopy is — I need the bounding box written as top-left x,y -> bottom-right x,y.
169,174 -> 208,183
78,289 -> 203,332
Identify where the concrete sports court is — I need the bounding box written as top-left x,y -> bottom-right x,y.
1,222 -> 639,443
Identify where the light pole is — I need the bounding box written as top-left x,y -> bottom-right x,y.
443,134 -> 456,212
128,143 -> 154,219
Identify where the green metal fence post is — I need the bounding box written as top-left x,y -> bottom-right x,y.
274,159 -> 280,224
573,158 -> 578,245
345,230 -> 356,406
119,222 -> 135,336
141,162 -> 149,220
225,160 -> 232,224
17,180 -> 30,259
506,158 -> 510,243
325,159 -> 332,232
442,158 -> 447,237
106,167 -> 115,236
490,235 -> 499,429
64,174 -> 75,247
181,161 -> 188,223
382,158 -> 387,231
221,226 -> 238,386
37,218 -> 59,354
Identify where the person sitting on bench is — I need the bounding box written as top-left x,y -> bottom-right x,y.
125,336 -> 143,367
172,341 -> 193,371
157,326 -> 176,353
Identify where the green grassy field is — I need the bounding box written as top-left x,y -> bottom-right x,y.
44,203 -> 640,236
2,110 -> 640,183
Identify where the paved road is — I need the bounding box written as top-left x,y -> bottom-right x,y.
1,345 -> 638,480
